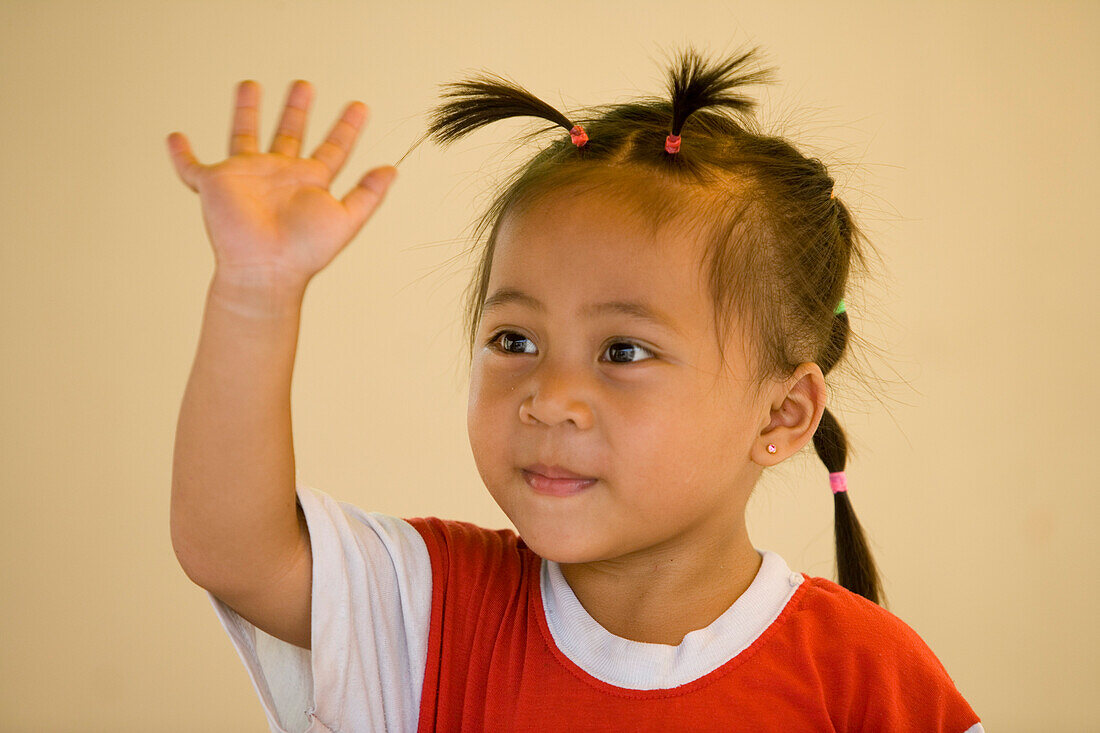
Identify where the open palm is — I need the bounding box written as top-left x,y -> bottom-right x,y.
167,79 -> 396,287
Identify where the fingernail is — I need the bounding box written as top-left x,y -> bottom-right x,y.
364,168 -> 396,194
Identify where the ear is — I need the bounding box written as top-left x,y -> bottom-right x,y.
752,362 -> 827,465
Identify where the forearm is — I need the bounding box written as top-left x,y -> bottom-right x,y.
170,270 -> 307,588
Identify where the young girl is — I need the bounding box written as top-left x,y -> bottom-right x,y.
168,46 -> 983,732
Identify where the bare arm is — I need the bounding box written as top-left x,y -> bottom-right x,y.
165,80 -> 396,649
169,271 -> 307,597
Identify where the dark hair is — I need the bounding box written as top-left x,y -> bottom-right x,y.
404,45 -> 889,607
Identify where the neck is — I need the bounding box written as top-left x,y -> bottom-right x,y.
556,519 -> 762,647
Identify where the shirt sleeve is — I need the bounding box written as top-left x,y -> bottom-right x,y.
205,481 -> 433,733
853,604 -> 983,732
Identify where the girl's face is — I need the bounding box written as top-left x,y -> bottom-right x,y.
467,186 -> 794,565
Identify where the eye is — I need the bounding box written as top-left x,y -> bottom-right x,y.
485,330 -> 656,364
487,330 -> 537,355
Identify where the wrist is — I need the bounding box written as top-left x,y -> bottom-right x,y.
208,268 -> 307,320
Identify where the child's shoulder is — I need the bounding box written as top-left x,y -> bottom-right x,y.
794,572 -> 904,622
401,516 -> 535,572
403,515 -> 523,550
794,574 -> 937,647
788,574 -> 981,729
790,573 -> 961,681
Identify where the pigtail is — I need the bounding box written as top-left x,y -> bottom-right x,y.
662,46 -> 777,154
424,71 -> 580,147
811,308 -> 887,607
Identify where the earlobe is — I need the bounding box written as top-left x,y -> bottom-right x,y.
752,436 -> 783,466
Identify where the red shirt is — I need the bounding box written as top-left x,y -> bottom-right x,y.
407,516 -> 982,732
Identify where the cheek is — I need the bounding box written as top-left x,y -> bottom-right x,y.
627,392 -> 726,484
467,379 -> 511,474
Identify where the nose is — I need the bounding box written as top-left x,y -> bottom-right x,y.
518,358 -> 594,429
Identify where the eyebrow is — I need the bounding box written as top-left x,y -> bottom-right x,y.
481,287 -> 683,336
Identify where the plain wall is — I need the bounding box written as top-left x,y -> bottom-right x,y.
1,0 -> 1097,729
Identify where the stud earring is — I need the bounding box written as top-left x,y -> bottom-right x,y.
767,444 -> 777,454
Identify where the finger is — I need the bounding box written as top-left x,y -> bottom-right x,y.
166,132 -> 204,192
270,80 -> 314,157
229,80 -> 261,156
341,165 -> 397,230
310,101 -> 368,182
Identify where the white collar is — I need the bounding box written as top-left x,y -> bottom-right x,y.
540,549 -> 804,689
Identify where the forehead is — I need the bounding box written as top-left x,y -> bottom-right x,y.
489,185 -> 712,327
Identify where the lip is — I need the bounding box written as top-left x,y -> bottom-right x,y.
523,463 -> 595,480
522,469 -> 597,497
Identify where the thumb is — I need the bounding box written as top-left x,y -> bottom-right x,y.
166,132 -> 203,192
342,165 -> 398,228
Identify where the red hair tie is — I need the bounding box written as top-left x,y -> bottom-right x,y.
665,133 -> 681,154
569,125 -> 588,147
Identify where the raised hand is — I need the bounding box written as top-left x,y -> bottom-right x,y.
167,79 -> 397,290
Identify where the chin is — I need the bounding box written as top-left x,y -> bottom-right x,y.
511,521 -> 606,564
490,472 -> 610,563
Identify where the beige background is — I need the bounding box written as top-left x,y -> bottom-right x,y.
1,0 -> 1096,730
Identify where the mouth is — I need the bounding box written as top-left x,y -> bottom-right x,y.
522,468 -> 598,497
523,463 -> 596,480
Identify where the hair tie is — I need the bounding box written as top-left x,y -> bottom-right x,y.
834,299 -> 846,315
829,471 -> 848,494
665,133 -> 682,154
569,124 -> 588,147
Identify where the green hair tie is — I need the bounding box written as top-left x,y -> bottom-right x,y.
834,299 -> 846,315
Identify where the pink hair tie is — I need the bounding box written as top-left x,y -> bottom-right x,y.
829,471 -> 848,494
569,125 -> 588,147
665,133 -> 681,154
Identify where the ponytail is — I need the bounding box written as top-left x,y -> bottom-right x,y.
424,71 -> 580,148
811,306 -> 888,607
